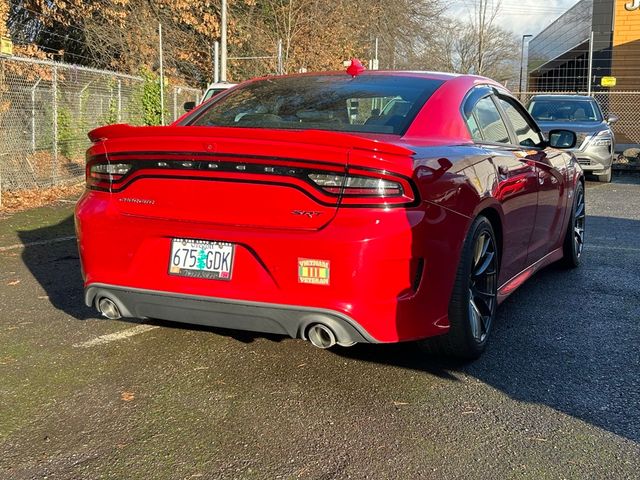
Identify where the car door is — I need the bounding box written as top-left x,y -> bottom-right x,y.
463,88 -> 539,285
494,94 -> 568,266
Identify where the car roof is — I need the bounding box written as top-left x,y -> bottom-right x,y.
240,70 -> 502,92
268,70 -> 464,82
530,94 -> 596,101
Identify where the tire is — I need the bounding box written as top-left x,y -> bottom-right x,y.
419,216 -> 499,360
561,181 -> 585,268
597,167 -> 612,183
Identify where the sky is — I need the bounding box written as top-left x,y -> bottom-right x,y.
448,0 -> 582,37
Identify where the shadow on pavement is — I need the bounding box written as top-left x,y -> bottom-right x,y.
336,215 -> 640,443
20,213 -> 640,443
18,214 -> 94,320
596,173 -> 640,185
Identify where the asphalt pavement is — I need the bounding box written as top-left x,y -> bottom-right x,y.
0,176 -> 638,479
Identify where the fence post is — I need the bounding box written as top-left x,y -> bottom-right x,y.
31,78 -> 41,153
52,65 -> 58,184
277,39 -> 283,75
117,79 -> 122,123
173,86 -> 178,122
587,31 -> 594,96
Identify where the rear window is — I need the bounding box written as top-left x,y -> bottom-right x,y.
528,98 -> 602,123
187,75 -> 444,135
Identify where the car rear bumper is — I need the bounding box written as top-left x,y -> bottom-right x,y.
76,190 -> 464,343
85,283 -> 376,346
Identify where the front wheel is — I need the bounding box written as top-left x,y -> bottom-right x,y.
419,216 -> 499,360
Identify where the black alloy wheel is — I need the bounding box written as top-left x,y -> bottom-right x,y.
562,181 -> 585,268
468,230 -> 498,343
419,216 -> 499,360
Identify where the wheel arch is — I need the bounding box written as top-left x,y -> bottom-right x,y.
475,206 -> 503,267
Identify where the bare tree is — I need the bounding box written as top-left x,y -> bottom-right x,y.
473,0 -> 503,75
414,1 -> 518,84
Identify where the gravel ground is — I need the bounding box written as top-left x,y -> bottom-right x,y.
0,177 -> 638,479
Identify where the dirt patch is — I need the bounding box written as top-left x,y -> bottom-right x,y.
0,183 -> 85,213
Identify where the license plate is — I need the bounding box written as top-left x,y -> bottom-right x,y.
168,238 -> 235,280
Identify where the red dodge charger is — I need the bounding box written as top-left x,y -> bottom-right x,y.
75,67 -> 585,359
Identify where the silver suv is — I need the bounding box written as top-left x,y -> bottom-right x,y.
528,95 -> 618,182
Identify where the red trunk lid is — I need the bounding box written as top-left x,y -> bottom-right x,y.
87,125 -> 414,231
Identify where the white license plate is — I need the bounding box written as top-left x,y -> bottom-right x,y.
168,238 -> 234,280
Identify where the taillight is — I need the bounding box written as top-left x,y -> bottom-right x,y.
86,161 -> 132,189
83,154 -> 418,207
308,170 -> 416,207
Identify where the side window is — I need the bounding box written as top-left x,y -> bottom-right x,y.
465,112 -> 482,140
473,97 -> 510,144
497,97 -> 544,148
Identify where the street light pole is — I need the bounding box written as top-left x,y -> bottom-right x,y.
519,34 -> 533,95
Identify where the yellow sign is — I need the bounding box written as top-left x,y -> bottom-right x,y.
298,258 -> 330,285
601,76 -> 617,87
625,0 -> 640,12
0,37 -> 12,56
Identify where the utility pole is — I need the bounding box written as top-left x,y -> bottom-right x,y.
214,41 -> 220,83
159,23 -> 165,125
220,0 -> 228,82
477,0 -> 484,75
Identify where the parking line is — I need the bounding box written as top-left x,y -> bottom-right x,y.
0,235 -> 76,252
589,244 -> 640,252
73,324 -> 159,348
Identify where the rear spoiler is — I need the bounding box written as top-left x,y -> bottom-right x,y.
87,124 -> 415,157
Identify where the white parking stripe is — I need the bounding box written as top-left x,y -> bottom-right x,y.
589,244 -> 640,252
73,324 -> 159,348
0,235 -> 76,252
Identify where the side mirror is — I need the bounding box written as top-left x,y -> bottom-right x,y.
183,101 -> 196,112
548,129 -> 577,149
607,114 -> 619,124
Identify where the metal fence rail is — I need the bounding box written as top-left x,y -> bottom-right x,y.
515,91 -> 640,150
0,56 -> 200,193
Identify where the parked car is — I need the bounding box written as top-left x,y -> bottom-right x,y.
183,82 -> 236,112
76,68 -> 584,359
527,94 -> 617,182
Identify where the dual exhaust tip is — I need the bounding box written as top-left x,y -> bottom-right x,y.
97,296 -> 350,349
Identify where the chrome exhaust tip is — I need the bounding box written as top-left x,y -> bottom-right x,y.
97,297 -> 122,320
307,323 -> 337,349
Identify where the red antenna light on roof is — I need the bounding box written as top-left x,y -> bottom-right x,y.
346,58 -> 366,77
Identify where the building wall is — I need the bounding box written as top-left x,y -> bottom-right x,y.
611,0 -> 640,89
528,0 -> 593,73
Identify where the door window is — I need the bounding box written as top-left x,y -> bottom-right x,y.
470,96 -> 510,144
498,97 -> 544,148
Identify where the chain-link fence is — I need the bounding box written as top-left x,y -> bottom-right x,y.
515,91 -> 640,150
0,56 -> 200,194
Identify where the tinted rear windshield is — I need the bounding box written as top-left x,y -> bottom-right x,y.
528,99 -> 602,123
187,75 -> 444,135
